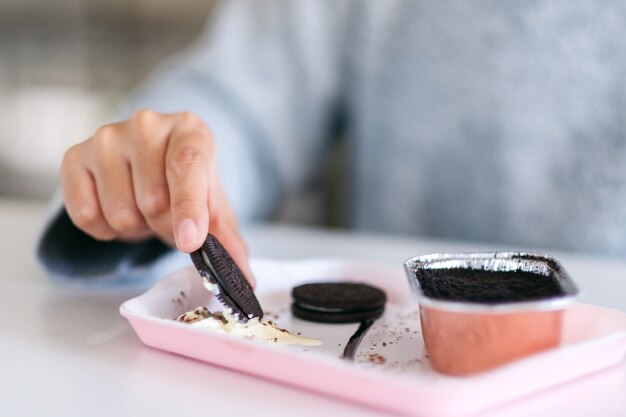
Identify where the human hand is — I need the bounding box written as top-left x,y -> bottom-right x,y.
60,109 -> 254,284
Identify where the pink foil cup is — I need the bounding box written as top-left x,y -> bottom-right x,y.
403,252 -> 579,376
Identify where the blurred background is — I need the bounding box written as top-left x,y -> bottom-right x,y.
0,0 -> 216,199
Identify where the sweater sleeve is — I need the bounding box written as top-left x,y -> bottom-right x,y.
36,0 -> 350,285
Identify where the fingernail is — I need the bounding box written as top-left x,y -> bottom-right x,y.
176,219 -> 199,250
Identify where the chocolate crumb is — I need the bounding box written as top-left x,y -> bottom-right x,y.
418,268 -> 564,303
382,342 -> 387,347
367,353 -> 386,364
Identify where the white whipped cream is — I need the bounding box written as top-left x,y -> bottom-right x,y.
178,307 -> 322,346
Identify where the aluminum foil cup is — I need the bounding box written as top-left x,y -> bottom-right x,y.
403,252 -> 579,376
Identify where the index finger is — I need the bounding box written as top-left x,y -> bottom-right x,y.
165,126 -> 214,252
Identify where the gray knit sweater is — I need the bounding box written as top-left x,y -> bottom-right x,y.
38,0 -> 626,282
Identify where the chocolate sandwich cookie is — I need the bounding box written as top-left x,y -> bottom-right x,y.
190,234 -> 263,323
291,282 -> 387,323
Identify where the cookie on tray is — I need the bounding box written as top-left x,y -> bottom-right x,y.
291,282 -> 386,323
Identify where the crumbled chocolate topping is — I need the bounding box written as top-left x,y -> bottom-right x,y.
418,268 -> 564,303
175,307 -> 210,323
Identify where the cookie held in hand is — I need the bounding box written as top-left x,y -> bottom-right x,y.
189,234 -> 263,322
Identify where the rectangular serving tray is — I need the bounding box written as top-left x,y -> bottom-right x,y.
120,258 -> 626,416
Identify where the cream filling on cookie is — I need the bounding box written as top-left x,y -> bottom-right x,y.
178,307 -> 322,346
202,277 -> 221,296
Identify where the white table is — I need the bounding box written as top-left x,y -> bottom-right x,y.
1,197 -> 625,417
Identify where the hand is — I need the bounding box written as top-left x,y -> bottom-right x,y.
60,109 -> 254,284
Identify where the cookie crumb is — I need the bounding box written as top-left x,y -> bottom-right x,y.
367,353 -> 386,364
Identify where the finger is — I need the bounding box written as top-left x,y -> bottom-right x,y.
211,216 -> 255,288
165,127 -> 213,252
209,165 -> 240,231
92,145 -> 149,238
129,115 -> 174,246
61,147 -> 117,240
209,176 -> 255,287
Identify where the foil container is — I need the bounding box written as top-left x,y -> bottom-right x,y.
403,252 -> 579,376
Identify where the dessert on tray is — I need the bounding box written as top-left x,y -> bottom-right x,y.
291,282 -> 387,359
178,234 -> 321,346
121,255 -> 626,416
404,252 -> 579,375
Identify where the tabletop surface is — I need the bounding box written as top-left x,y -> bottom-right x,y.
1,197 -> 625,417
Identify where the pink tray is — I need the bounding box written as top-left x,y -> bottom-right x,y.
120,258 -> 626,416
